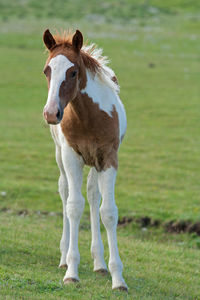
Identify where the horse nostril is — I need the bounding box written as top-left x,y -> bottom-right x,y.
56,108 -> 63,122
56,109 -> 61,120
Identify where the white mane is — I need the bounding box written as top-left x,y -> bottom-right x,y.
82,44 -> 120,94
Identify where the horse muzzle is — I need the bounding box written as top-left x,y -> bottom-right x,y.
43,103 -> 63,125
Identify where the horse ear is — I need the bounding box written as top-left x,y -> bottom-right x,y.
72,30 -> 83,52
43,29 -> 56,50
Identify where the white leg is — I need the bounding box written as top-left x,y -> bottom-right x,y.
55,146 -> 69,268
87,168 -> 107,273
98,167 -> 128,291
61,143 -> 85,283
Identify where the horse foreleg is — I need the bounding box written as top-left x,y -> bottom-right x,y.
61,143 -> 85,283
55,146 -> 69,268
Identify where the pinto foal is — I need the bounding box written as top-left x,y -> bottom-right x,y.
42,29 -> 128,291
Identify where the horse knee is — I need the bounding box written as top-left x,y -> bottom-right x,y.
100,204 -> 118,229
66,194 -> 85,219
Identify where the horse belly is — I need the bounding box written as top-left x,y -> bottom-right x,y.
75,138 -> 118,171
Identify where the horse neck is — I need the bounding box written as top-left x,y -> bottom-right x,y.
78,69 -> 117,117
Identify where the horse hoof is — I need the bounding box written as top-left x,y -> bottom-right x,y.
94,269 -> 108,276
59,264 -> 67,269
113,285 -> 128,292
63,278 -> 79,285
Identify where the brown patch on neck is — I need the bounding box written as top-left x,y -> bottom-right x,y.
61,93 -> 119,171
78,57 -> 87,90
81,51 -> 100,74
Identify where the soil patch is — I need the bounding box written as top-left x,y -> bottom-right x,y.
1,207 -> 200,236
118,215 -> 200,236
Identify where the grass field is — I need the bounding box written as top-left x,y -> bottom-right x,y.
0,1 -> 200,299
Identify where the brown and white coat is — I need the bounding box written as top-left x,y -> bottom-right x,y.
43,29 -> 127,290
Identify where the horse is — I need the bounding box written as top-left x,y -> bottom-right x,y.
42,29 -> 128,291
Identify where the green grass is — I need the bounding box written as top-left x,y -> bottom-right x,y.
1,0 -> 200,22
0,15 -> 200,220
0,1 -> 200,299
1,213 -> 200,299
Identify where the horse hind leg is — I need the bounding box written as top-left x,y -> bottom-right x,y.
55,146 -> 69,268
87,167 -> 107,274
98,167 -> 128,291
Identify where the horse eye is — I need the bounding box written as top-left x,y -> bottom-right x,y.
71,71 -> 77,78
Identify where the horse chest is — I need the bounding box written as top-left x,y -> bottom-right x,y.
61,100 -> 119,171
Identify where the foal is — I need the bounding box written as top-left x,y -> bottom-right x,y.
42,29 -> 128,291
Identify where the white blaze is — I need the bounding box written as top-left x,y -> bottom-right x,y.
45,54 -> 74,113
